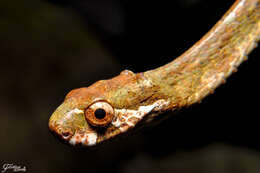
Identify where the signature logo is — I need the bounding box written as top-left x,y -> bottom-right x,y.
1,163 -> 26,173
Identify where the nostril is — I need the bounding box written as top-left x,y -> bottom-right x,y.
62,132 -> 71,138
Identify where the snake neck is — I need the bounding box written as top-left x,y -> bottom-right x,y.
144,0 -> 260,107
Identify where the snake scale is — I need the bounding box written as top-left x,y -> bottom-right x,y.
49,0 -> 260,147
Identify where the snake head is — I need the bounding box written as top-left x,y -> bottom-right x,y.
48,70 -> 170,147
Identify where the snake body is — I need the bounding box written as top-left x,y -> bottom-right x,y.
49,0 -> 260,147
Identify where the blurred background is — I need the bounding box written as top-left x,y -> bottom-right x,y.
0,0 -> 260,172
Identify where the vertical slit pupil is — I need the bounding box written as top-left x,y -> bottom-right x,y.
94,108 -> 106,119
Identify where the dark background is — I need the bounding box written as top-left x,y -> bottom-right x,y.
0,0 -> 260,173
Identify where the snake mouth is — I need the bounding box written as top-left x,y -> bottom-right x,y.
67,129 -> 98,146
48,120 -> 75,142
49,119 -> 98,147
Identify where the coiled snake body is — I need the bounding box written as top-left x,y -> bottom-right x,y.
49,0 -> 260,147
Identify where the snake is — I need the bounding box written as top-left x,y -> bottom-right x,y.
49,0 -> 260,147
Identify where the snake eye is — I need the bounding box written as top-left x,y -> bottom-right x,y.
84,101 -> 114,127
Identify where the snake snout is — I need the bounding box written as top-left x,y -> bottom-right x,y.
49,120 -> 75,141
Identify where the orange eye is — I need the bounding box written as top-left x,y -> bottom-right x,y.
84,101 -> 114,127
